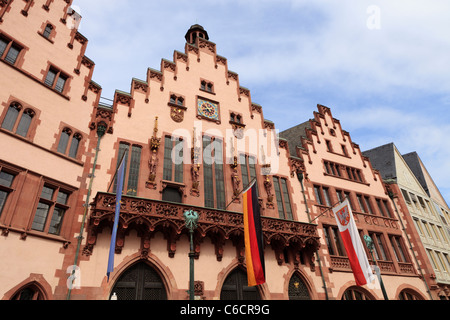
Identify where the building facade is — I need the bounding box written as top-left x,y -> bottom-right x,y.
0,0 -> 101,300
281,107 -> 431,300
0,0 -> 443,300
364,143 -> 450,299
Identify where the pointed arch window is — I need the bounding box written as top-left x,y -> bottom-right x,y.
11,284 -> 46,300
288,273 -> 311,300
220,268 -> 261,300
1,102 -> 35,138
57,128 -> 82,159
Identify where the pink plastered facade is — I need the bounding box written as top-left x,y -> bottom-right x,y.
0,0 -> 440,300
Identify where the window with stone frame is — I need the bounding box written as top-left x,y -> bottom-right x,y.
367,232 -> 390,261
1,102 -> 36,138
113,142 -> 142,197
389,235 -> 409,263
0,169 -> 15,218
323,224 -> 346,257
0,34 -> 23,66
57,127 -> 82,159
202,136 -> 225,209
239,154 -> 257,193
31,183 -> 71,236
44,66 -> 69,94
314,185 -> 331,207
273,177 -> 293,220
163,136 -> 184,183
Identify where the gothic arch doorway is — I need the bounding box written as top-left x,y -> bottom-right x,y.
288,272 -> 311,300
110,261 -> 167,300
220,268 -> 261,300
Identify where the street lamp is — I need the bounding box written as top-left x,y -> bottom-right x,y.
363,235 -> 389,300
184,210 -> 199,300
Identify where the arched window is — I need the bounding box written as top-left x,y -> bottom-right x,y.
1,102 -> 21,131
11,284 -> 45,300
288,273 -> 311,300
68,133 -> 82,158
398,289 -> 423,300
341,286 -> 374,300
110,262 -> 167,300
57,128 -> 82,159
1,102 -> 35,138
220,268 -> 261,300
16,109 -> 35,137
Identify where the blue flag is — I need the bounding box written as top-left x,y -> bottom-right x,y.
107,155 -> 126,282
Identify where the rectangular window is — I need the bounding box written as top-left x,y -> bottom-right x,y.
54,74 -> 67,93
323,227 -> 335,255
4,44 -> 20,65
0,36 -> 22,65
357,195 -> 365,213
274,177 -> 293,220
332,227 -> 346,256
45,68 -> 57,87
382,200 -> 392,218
0,38 -> 7,57
240,154 -> 257,192
280,178 -> 293,220
31,185 -> 70,235
369,233 -> 389,261
163,136 -> 183,183
314,185 -> 331,207
44,66 -> 69,94
203,137 -> 225,209
364,196 -> 373,214
0,170 -> 15,217
390,235 -> 408,263
113,142 -> 142,196
314,185 -> 324,206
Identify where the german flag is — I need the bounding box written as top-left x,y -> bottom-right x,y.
243,180 -> 266,287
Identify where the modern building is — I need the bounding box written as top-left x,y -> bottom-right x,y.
364,143 -> 450,299
281,106 -> 432,300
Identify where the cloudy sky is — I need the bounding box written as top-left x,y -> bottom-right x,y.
72,0 -> 450,205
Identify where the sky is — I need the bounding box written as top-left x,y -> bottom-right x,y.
72,0 -> 450,205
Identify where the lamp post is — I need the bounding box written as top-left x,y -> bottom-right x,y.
184,210 -> 199,300
363,235 -> 389,300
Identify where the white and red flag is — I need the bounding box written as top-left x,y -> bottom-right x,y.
333,199 -> 376,286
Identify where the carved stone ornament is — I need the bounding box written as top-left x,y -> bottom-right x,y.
83,192 -> 321,260
170,106 -> 185,123
146,117 -> 161,190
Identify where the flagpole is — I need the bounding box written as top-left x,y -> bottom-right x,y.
67,125 -> 106,300
225,178 -> 257,210
107,150 -> 128,194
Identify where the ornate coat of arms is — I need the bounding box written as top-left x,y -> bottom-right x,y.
336,205 -> 350,227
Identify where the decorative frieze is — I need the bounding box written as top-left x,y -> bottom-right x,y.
83,192 -> 321,261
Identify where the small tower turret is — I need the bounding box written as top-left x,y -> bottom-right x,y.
185,24 -> 209,45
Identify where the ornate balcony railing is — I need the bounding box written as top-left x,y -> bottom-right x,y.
83,192 -> 321,264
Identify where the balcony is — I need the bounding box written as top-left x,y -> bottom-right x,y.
83,192 -> 321,264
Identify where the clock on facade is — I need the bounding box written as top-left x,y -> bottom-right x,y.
197,98 -> 219,122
